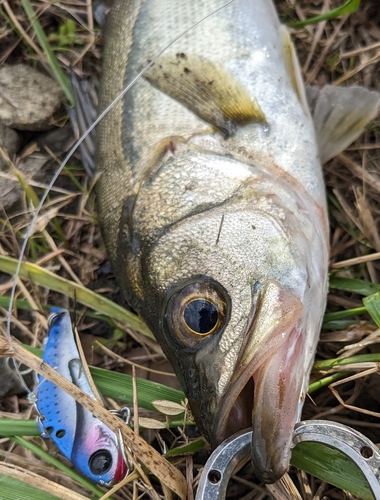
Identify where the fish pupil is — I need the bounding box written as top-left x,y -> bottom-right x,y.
89,450 -> 113,475
184,299 -> 218,334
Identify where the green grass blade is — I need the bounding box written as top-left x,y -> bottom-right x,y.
0,418 -> 40,437
90,366 -> 185,411
11,168 -> 40,208
165,437 -> 209,457
363,292 -> 380,327
313,353 -> 380,371
0,296 -> 127,330
0,255 -> 153,338
0,415 -> 190,438
329,277 -> 380,296
308,372 -> 351,394
11,437 -> 105,498
20,0 -> 74,106
322,319 -> 369,331
0,296 -> 44,312
291,442 -> 373,500
0,474 -> 63,500
287,0 -> 361,28
323,306 -> 367,323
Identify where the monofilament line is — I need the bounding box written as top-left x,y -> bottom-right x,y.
5,0 -> 234,340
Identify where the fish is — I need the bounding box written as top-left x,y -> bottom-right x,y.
37,308 -> 128,485
94,0 -> 380,483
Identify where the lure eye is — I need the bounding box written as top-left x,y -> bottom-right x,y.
166,281 -> 228,345
89,450 -> 113,475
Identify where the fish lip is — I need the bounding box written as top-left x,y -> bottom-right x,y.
210,280 -> 304,482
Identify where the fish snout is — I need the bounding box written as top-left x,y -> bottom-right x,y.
210,281 -> 307,483
251,423 -> 292,483
258,467 -> 288,485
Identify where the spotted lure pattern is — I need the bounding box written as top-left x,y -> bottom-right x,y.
37,308 -> 127,485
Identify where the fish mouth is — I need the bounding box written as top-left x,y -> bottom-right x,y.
211,280 -> 305,483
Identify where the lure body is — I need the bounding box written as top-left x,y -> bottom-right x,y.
37,308 -> 127,485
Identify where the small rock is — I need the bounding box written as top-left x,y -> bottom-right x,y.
0,152 -> 48,213
0,125 -> 74,214
0,64 -> 64,131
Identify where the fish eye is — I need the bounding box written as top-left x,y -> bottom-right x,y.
166,281 -> 228,345
89,450 -> 113,475
183,299 -> 218,334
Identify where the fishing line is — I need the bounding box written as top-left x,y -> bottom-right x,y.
5,0 -> 234,389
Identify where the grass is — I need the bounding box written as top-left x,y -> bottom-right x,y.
0,0 -> 380,498
287,0 -> 362,28
19,0 -> 74,105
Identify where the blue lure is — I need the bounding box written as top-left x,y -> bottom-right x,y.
37,308 -> 127,485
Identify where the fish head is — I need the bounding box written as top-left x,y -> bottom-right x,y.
118,140 -> 328,483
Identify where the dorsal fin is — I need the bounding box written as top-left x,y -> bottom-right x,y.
144,53 -> 265,135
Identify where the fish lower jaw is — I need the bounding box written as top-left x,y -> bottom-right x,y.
211,371 -> 292,484
211,323 -> 305,484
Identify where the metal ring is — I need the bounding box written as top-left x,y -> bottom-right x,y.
195,421 -> 380,499
293,420 -> 380,498
195,429 -> 251,500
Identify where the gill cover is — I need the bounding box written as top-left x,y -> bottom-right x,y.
37,308 -> 127,485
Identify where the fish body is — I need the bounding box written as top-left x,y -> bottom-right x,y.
37,308 -> 127,485
95,0 -> 379,482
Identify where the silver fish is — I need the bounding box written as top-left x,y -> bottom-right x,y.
95,0 -> 380,482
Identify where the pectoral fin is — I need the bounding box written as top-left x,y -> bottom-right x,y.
308,85 -> 380,164
144,53 -> 265,135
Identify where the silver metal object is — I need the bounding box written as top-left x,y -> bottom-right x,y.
195,421 -> 380,499
293,420 -> 380,498
111,406 -> 131,425
195,429 -> 251,500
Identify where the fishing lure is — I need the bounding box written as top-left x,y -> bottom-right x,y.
37,307 -> 128,485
